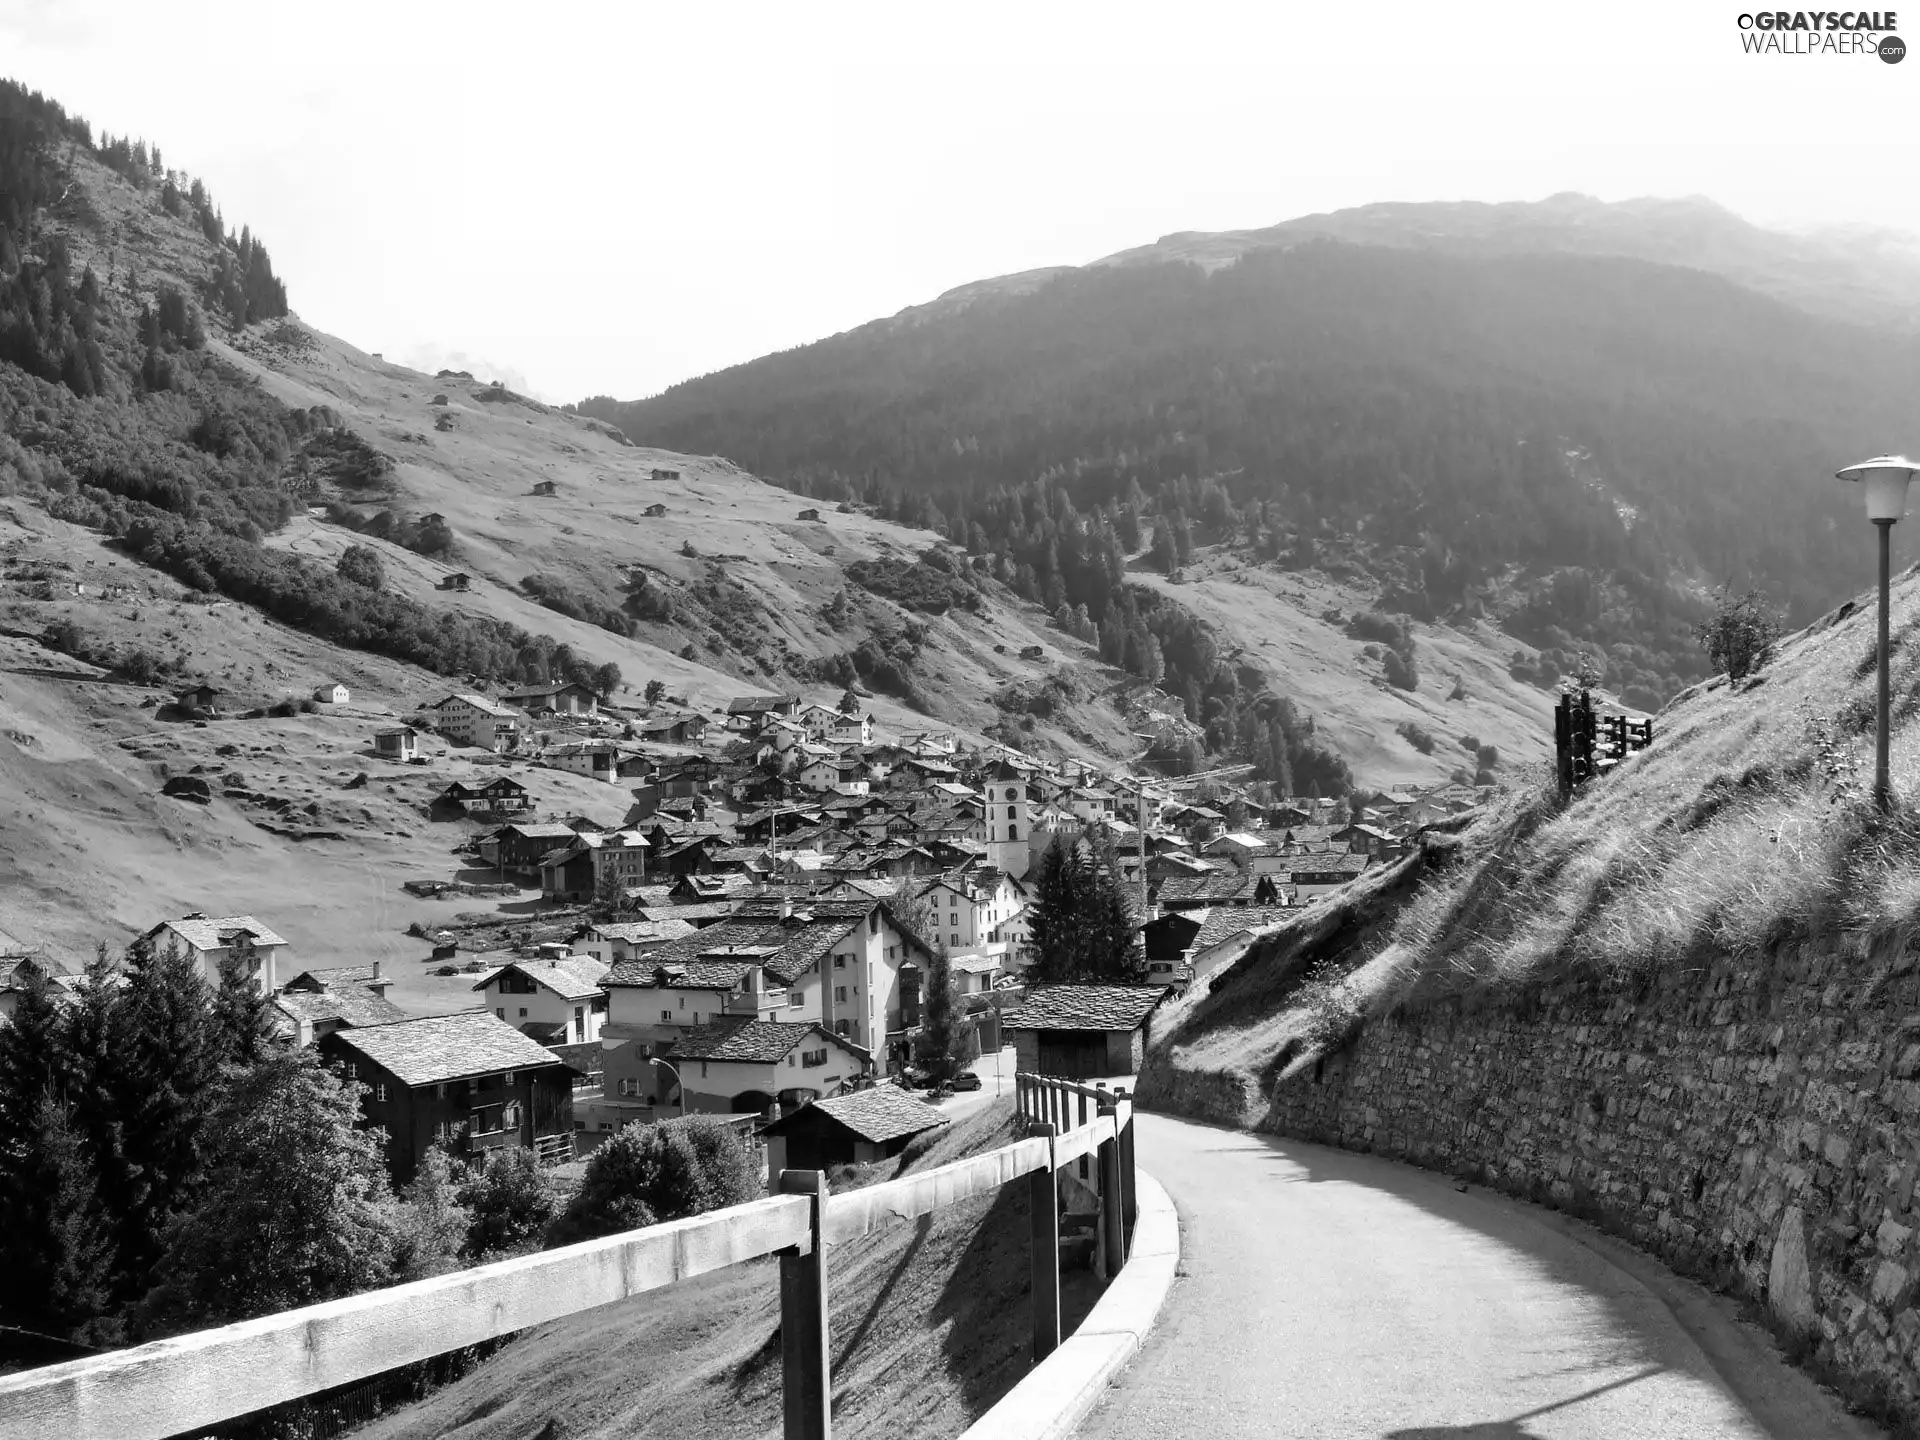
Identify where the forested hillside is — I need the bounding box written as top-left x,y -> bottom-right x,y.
583,219 -> 1920,718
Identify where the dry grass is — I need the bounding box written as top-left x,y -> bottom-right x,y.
350,1098 -> 1103,1440
1152,564 -> 1920,1083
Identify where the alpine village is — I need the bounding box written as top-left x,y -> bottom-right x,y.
6,46 -> 1920,1440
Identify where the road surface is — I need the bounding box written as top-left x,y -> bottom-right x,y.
1081,1114 -> 1880,1440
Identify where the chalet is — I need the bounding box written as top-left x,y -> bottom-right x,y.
272,962 -> 406,1045
658,1019 -> 867,1116
797,507 -> 823,522
1019,645 -> 1045,661
142,912 -> 290,995
799,757 -> 869,795
542,739 -> 619,782
726,694 -> 800,730
634,713 -> 708,745
532,479 -> 558,496
1330,823 -> 1395,856
373,726 -> 418,761
480,821 -> 583,876
828,712 -> 874,747
437,572 -> 472,592
1002,984 -> 1167,1079
320,1013 -> 576,1183
649,468 -> 681,482
642,503 -> 668,517
1154,871 -> 1286,910
538,829 -> 651,901
1141,909 -> 1208,987
796,703 -> 842,738
436,776 -> 532,816
904,731 -> 958,758
421,693 -> 522,751
476,954 -> 611,1045
175,683 -> 222,716
314,681 -> 350,705
761,1087 -> 949,1173
503,681 -> 599,717
570,918 -> 700,966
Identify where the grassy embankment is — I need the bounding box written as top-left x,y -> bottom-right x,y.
353,1097 -> 1101,1440
1143,566 -> 1920,1107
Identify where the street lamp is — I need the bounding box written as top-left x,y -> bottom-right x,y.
648,1057 -> 687,1119
1835,455 -> 1920,811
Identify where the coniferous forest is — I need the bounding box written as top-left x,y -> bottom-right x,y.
584,239 -> 1920,719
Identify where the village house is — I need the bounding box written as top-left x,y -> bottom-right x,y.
797,507 -> 822,522
503,680 -> 600,717
475,954 -> 611,1045
436,775 -> 533,817
480,821 -> 584,876
373,726 -> 418,762
320,1013 -> 577,1183
642,502 -> 668,518
921,868 -> 1027,957
1289,853 -> 1373,900
541,739 -> 620,782
272,962 -> 406,1045
661,1018 -> 867,1117
761,1087 -> 949,1173
313,681 -> 350,705
1140,909 -> 1208,987
538,829 -> 651,901
633,712 -> 708,745
0,953 -> 77,1024
569,917 -> 699,966
799,755 -> 869,796
421,693 -> 523,752
726,693 -> 800,731
532,479 -> 558,496
649,468 -> 681,482
437,572 -> 472,592
1002,984 -> 1167,1079
175,683 -> 222,716
142,912 -> 290,995
795,703 -> 842,739
829,712 -> 874,747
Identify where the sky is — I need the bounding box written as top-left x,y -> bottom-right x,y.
2,0 -> 1916,402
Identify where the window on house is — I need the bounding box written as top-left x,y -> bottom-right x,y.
496,1007 -> 505,1019
619,1077 -> 638,1096
504,1071 -> 515,1084
374,1083 -> 387,1102
835,986 -> 847,1002
835,1020 -> 850,1035
662,1009 -> 673,1022
834,955 -> 845,969
700,1061 -> 709,1079
472,1105 -> 505,1136
518,1008 -> 528,1018
788,992 -> 804,1008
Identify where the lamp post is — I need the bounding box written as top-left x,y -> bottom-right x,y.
649,1057 -> 687,1119
1835,455 -> 1920,811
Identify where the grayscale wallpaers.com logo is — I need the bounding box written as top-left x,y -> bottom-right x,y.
1737,10 -> 1906,59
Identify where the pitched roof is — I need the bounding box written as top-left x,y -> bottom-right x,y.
475,955 -> 610,1000
586,919 -> 699,945
150,914 -> 288,951
666,1017 -> 833,1063
763,1085 -> 951,1145
274,986 -> 408,1030
432,693 -> 522,718
620,959 -> 756,991
328,1012 -> 567,1086
1192,906 -> 1295,954
282,963 -> 388,992
1001,985 -> 1166,1034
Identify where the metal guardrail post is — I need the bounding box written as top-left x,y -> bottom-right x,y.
1097,1093 -> 1125,1270
778,1169 -> 832,1440
1115,1087 -> 1137,1236
1027,1120 -> 1061,1364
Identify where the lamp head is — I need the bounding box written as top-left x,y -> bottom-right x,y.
1836,455 -> 1920,523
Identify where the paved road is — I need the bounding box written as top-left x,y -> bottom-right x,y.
1081,1115 -> 1880,1440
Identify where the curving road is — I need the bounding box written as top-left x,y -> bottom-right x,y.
1080,1115 -> 1882,1440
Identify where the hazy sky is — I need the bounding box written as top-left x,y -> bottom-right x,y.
3,0 -> 1915,401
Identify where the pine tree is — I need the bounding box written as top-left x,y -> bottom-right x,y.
210,943 -> 276,1069
0,970 -> 71,1158
914,948 -> 971,1082
143,1051 -> 398,1329
102,937 -> 224,1294
1028,835 -> 1143,985
0,1093 -> 115,1338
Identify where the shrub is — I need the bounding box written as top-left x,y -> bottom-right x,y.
1395,721 -> 1436,755
548,1116 -> 758,1245
1695,586 -> 1781,682
458,1148 -> 557,1258
335,544 -> 384,591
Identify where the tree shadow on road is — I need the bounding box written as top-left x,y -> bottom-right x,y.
1382,1364 -> 1666,1439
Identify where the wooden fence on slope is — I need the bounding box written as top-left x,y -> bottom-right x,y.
0,1075 -> 1136,1440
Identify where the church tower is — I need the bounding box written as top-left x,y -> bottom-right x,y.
984,760 -> 1031,878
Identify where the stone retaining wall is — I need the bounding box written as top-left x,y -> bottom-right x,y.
1144,937 -> 1920,1419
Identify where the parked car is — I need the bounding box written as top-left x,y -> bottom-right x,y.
951,1071 -> 982,1091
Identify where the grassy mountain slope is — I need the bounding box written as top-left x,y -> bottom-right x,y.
585,202 -> 1920,720
354,1099 -> 1100,1440
1139,558 -> 1920,1100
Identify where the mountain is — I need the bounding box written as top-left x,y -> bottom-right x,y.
581,196 -> 1920,732
0,77 -> 1568,965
